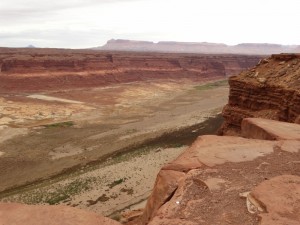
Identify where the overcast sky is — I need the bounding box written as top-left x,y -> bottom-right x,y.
0,0 -> 299,48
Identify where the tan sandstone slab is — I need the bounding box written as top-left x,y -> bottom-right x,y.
163,135 -> 276,168
277,140 -> 300,153
242,118 -> 300,141
250,175 -> 300,225
0,203 -> 121,225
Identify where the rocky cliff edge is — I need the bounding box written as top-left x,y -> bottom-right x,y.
134,118 -> 300,225
221,53 -> 300,135
128,54 -> 300,225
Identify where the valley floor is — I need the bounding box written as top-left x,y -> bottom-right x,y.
0,79 -> 228,217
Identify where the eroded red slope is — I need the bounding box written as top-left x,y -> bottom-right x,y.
0,48 -> 261,92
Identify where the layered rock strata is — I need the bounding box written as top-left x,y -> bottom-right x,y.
0,48 -> 260,92
134,118 -> 300,225
221,53 -> 300,135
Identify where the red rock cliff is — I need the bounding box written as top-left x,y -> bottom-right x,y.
126,54 -> 300,225
0,48 -> 261,92
133,119 -> 300,225
221,53 -> 300,135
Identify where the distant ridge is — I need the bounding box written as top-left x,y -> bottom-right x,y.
95,39 -> 300,55
26,44 -> 36,48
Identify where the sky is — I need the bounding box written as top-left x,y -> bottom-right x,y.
0,0 -> 299,48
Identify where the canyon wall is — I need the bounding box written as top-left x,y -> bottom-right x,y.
221,53 -> 300,135
1,53 -> 299,224
0,48 -> 261,92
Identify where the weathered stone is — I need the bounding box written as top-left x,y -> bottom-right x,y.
241,118 -> 300,140
277,140 -> 300,153
221,54 -> 300,135
140,135 -> 282,225
250,175 -> 300,225
140,170 -> 185,225
0,203 -> 121,225
257,77 -> 266,83
163,135 -> 275,168
147,169 -> 210,225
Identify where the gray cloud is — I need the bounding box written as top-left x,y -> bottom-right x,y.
0,0 -> 143,12
0,29 -> 111,48
0,28 -> 157,48
0,0 -> 144,22
0,0 -> 299,48
0,0 -> 155,48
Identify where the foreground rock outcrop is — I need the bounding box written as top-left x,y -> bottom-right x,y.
221,53 -> 300,135
0,203 -> 121,225
0,48 -> 260,92
129,54 -> 300,224
250,175 -> 300,225
132,118 -> 300,225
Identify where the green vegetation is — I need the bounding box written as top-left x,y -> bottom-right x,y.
45,178 -> 92,205
43,121 -> 74,128
167,142 -> 184,148
0,124 -> 198,206
110,213 -> 122,222
4,177 -> 95,205
194,79 -> 228,91
108,178 -> 126,189
104,146 -> 155,166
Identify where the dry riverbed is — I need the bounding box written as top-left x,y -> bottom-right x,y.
0,79 -> 229,218
1,145 -> 187,218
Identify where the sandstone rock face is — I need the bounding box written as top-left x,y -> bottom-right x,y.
137,120 -> 300,225
132,54 -> 300,224
163,135 -> 275,169
0,48 -> 260,92
221,54 -> 300,135
250,175 -> 300,225
0,203 -> 121,225
141,170 -> 186,224
242,118 -> 300,140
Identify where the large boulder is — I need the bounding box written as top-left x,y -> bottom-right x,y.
250,175 -> 300,225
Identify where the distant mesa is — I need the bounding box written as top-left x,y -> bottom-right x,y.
97,39 -> 300,55
26,44 -> 36,48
